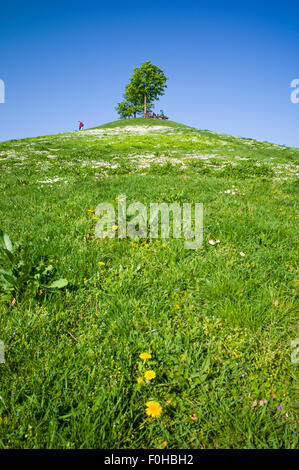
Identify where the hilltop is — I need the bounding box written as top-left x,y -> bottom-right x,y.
0,119 -> 298,449
0,118 -> 298,180
95,117 -> 190,129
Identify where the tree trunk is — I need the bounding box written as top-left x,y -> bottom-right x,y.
144,94 -> 147,115
134,112 -> 136,118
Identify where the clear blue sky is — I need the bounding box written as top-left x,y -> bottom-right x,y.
1,0 -> 298,146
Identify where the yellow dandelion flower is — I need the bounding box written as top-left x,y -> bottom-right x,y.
144,370 -> 156,381
137,377 -> 143,385
98,261 -> 105,266
176,304 -> 180,309
161,441 -> 168,448
162,243 -> 166,247
92,216 -> 99,220
144,243 -> 149,247
87,210 -> 94,213
139,352 -> 152,360
146,401 -> 162,418
112,225 -> 118,230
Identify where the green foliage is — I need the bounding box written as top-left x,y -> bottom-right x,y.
127,60 -> 168,105
115,100 -> 144,119
0,230 -> 68,303
116,61 -> 168,117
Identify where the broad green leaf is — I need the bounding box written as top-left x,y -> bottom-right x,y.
3,233 -> 12,252
47,278 -> 68,289
3,248 -> 14,263
0,268 -> 16,286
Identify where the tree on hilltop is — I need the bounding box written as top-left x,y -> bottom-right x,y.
116,61 -> 168,118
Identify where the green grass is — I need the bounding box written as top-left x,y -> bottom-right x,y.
95,117 -> 191,129
0,119 -> 298,448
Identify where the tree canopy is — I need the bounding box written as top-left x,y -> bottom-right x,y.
116,61 -> 168,118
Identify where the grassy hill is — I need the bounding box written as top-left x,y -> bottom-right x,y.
0,118 -> 298,448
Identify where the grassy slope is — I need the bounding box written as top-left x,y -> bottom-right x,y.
95,117 -> 190,129
0,118 -> 298,448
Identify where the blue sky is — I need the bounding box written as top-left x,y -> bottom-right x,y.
0,0 -> 298,146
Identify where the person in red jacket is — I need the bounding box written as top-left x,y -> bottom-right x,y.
78,121 -> 84,131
